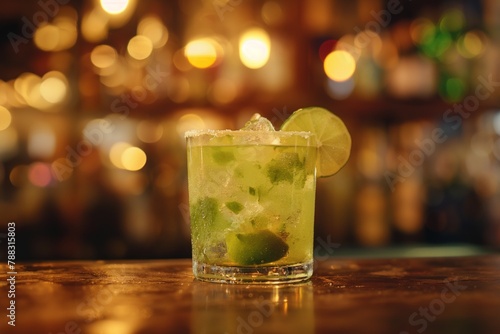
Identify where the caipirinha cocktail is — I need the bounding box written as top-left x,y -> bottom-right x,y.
186,108 -> 351,283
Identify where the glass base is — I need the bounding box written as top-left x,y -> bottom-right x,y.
192,260 -> 313,284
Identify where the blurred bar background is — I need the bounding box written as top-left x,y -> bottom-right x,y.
0,0 -> 499,260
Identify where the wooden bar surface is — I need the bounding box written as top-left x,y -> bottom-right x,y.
1,255 -> 499,334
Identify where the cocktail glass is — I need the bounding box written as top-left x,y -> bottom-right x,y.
186,128 -> 316,283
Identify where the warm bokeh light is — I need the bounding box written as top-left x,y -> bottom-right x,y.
386,56 -> 436,98
91,45 -> 118,69
9,165 -> 27,187
25,86 -> 44,109
13,72 -> 54,109
323,50 -> 356,82
127,35 -> 154,60
335,34 -> 361,61
261,1 -> 284,25
184,39 -> 218,69
176,113 -> 206,135
100,0 -> 130,15
99,63 -> 126,88
121,147 -> 147,171
457,31 -> 485,58
34,12 -> 77,52
34,24 -> 60,51
86,320 -> 133,334
28,162 -> 53,187
27,126 -> 56,159
0,106 -> 12,131
53,17 -> 78,50
239,28 -> 271,69
14,73 -> 40,102
40,72 -> 68,104
81,10 -> 108,42
109,142 -> 132,169
137,16 -> 168,48
257,39 -> 292,91
136,120 -> 163,143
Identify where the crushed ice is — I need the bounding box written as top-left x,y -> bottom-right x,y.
242,113 -> 275,131
240,113 -> 280,144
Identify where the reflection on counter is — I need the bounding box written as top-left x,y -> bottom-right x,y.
191,281 -> 314,334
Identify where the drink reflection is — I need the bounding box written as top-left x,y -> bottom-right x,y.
191,281 -> 314,334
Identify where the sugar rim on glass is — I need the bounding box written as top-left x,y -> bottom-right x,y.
185,129 -> 314,139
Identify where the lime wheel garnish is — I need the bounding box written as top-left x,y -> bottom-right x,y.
281,106 -> 351,177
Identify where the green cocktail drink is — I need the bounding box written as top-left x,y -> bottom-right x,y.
186,127 -> 316,283
186,108 -> 351,284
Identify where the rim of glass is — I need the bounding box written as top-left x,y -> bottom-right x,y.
185,129 -> 314,138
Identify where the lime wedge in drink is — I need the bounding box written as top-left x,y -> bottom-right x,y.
226,229 -> 289,265
280,106 -> 351,177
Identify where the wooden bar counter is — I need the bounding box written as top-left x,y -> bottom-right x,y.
1,255 -> 499,334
